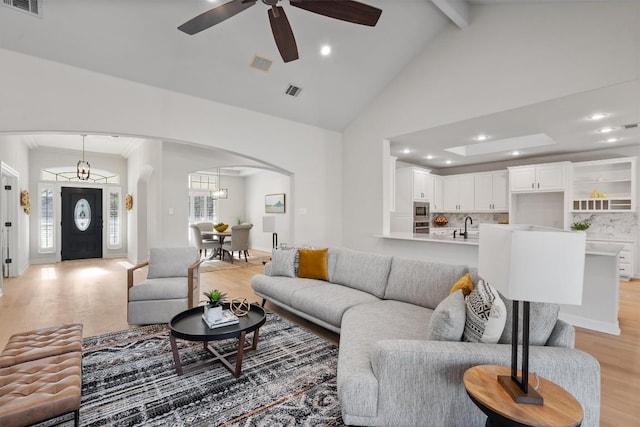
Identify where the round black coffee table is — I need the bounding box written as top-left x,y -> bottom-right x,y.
169,303 -> 266,378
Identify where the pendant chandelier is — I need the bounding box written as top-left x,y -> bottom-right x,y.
76,134 -> 91,181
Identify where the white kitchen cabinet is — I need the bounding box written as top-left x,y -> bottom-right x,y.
588,239 -> 636,280
412,169 -> 433,201
394,167 -> 432,216
509,162 -> 568,193
571,157 -> 636,212
474,171 -> 508,211
432,175 -> 444,212
443,174 -> 474,211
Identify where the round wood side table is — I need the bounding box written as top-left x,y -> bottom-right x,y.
463,365 -> 583,427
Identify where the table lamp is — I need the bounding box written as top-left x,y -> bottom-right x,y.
478,224 -> 586,405
262,215 -> 278,249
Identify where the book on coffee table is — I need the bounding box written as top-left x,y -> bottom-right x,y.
202,310 -> 239,329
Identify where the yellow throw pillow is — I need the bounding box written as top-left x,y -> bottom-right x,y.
297,248 -> 329,281
450,273 -> 474,297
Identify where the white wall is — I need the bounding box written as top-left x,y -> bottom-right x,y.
246,171 -> 292,252
0,49 -> 342,262
342,1 -> 640,260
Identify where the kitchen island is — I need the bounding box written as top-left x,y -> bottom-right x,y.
377,233 -> 622,335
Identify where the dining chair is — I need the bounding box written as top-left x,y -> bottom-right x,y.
221,223 -> 253,263
189,224 -> 218,258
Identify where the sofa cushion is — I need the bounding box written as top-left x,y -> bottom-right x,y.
297,248 -> 329,281
498,293 -> 560,346
128,278 -> 188,301
290,284 -> 380,329
426,290 -> 466,341
270,248 -> 297,277
251,274 -> 325,306
331,248 -> 392,298
338,300 -> 432,418
463,281 -> 507,343
385,258 -> 468,309
449,273 -> 474,296
147,247 -> 198,279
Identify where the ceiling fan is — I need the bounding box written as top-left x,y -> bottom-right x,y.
178,0 -> 382,63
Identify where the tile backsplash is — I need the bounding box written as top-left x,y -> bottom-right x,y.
572,212 -> 639,241
431,212 -> 509,231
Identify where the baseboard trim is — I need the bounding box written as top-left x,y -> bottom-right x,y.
558,313 -> 620,336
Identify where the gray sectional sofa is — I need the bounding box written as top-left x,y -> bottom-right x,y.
251,248 -> 601,427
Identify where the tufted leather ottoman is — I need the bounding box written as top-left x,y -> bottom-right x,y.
0,323 -> 83,368
0,352 -> 82,427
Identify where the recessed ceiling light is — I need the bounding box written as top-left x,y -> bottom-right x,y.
425,155 -> 434,160
473,134 -> 489,141
320,45 -> 332,56
401,148 -> 411,154
597,127 -> 617,133
445,160 -> 453,165
587,112 -> 608,121
604,137 -> 621,143
512,151 -> 521,156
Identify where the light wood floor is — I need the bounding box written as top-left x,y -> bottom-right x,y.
0,255 -> 637,426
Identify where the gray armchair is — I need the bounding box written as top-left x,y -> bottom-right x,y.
222,223 -> 253,263
127,247 -> 202,325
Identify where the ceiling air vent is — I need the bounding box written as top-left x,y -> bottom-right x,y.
285,84 -> 302,97
2,0 -> 41,16
622,123 -> 638,130
250,55 -> 272,72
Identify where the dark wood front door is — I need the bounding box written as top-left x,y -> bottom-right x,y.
61,187 -> 103,261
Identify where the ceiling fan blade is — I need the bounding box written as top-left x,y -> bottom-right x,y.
178,0 -> 257,35
268,6 -> 299,63
290,0 -> 382,27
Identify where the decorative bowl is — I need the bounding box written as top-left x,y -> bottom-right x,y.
433,216 -> 448,226
214,224 -> 228,232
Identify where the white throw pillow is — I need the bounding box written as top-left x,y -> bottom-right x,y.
269,248 -> 297,277
426,290 -> 466,341
462,280 -> 507,344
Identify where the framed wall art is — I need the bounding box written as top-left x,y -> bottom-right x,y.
265,193 -> 285,213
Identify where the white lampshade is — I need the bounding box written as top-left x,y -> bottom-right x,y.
478,224 -> 586,305
262,216 -> 276,233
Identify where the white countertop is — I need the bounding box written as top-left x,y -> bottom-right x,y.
378,233 -> 622,255
377,232 -> 480,246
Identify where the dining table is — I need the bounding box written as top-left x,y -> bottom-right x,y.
202,230 -> 232,261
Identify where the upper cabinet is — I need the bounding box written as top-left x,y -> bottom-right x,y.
571,157 -> 636,212
509,162 -> 569,193
443,174 -> 474,211
412,169 -> 433,201
432,175 -> 444,212
474,171 -> 508,212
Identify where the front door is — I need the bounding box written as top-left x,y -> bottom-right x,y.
61,187 -> 103,261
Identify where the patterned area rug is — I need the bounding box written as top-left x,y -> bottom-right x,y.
41,314 -> 342,427
199,255 -> 271,273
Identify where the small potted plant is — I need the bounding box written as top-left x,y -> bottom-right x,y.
571,220 -> 591,231
202,289 -> 227,322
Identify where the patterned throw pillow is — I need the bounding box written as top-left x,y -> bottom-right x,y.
463,280 -> 507,344
426,290 -> 466,341
279,243 -> 312,275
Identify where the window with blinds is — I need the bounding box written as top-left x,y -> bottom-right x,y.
39,183 -> 54,253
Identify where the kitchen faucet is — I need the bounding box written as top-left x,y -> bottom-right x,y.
460,216 -> 473,239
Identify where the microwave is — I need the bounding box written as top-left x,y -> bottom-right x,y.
414,202 -> 429,219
